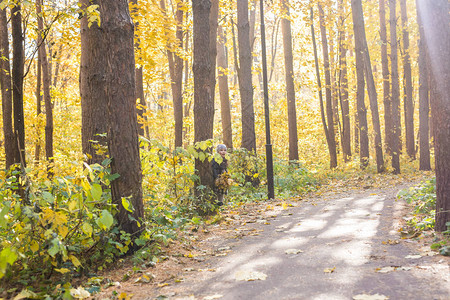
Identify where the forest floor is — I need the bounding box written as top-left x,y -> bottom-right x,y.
93,173 -> 450,300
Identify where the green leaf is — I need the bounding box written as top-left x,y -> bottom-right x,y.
198,152 -> 206,162
91,184 -> 102,201
122,197 -> 133,213
42,191 -> 54,204
82,223 -> 93,237
97,210 -> 114,230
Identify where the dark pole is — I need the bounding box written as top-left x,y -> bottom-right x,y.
260,0 -> 275,199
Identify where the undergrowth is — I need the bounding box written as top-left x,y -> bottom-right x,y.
398,177 -> 450,256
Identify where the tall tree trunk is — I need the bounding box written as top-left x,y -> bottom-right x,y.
338,0 -> 351,162
80,0 -> 108,165
311,7 -> 333,169
11,2 -> 25,167
281,0 -> 298,162
318,4 -> 337,168
400,0 -> 415,160
379,0 -> 392,155
351,0 -> 384,173
351,1 -> 369,169
37,0 -> 54,177
99,0 -> 144,238
415,0 -> 430,171
237,0 -> 256,152
34,54 -> 42,165
0,7 -> 16,169
419,0 -> 450,231
192,0 -> 214,190
217,25 -> 233,149
390,0 -> 401,174
130,0 -> 147,137
209,0 -> 218,107
161,0 -> 184,148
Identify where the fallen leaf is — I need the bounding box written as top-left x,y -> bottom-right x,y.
382,239 -> 399,245
397,266 -> 412,271
375,266 -> 396,273
353,293 -> 389,300
235,270 -> 268,281
203,295 -> 223,300
323,267 -> 336,273
157,283 -> 170,287
285,249 -> 304,255
405,254 -> 422,259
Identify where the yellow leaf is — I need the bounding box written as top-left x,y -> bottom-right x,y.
58,225 -> 69,238
55,268 -> 71,274
69,255 -> 82,267
30,241 -> 39,253
324,267 -> 336,273
282,202 -> 288,210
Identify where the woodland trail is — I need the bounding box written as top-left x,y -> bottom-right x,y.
100,182 -> 450,300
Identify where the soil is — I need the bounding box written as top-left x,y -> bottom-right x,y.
91,175 -> 450,300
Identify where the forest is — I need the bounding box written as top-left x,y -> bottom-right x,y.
0,0 -> 449,298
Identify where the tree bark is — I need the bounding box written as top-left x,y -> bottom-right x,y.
390,0 -> 401,174
379,0 -> 392,155
237,0 -> 256,152
37,0 -> 54,176
351,1 -> 369,169
34,53 -> 42,165
351,0 -> 384,173
217,25 -> 233,149
99,0 -> 144,237
415,0 -> 430,171
418,0 -> 450,231
281,0 -> 298,162
209,0 -> 219,110
0,7 -> 16,169
192,0 -> 214,190
11,2 -> 25,166
80,0 -> 109,165
318,4 -> 337,168
400,0 -> 415,160
338,0 -> 351,162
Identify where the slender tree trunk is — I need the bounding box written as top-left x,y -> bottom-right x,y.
0,7 -> 16,169
37,0 -> 54,176
318,4 -> 337,168
400,0 -> 415,160
338,0 -> 351,162
192,0 -> 214,191
130,0 -> 146,137
351,0 -> 384,173
419,0 -> 450,231
311,7 -> 333,169
281,0 -> 298,161
217,25 -> 233,149
11,3 -> 25,167
99,0 -> 144,238
34,54 -> 42,165
415,0 -> 430,171
390,0 -> 401,174
379,0 -> 392,155
237,0 -> 256,152
80,0 -> 109,165
209,0 -> 218,106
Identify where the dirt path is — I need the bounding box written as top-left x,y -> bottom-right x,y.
142,185 -> 449,300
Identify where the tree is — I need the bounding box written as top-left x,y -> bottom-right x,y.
217,25 -> 233,149
281,0 -> 299,162
415,0 -> 430,171
209,0 -> 218,110
318,3 -> 337,168
351,0 -> 369,168
192,0 -> 214,190
351,0 -> 384,173
11,2 -> 25,166
311,6 -> 335,170
237,0 -> 256,152
389,0 -> 401,174
400,0 -> 414,160
80,0 -> 108,165
36,0 -> 54,176
338,0 -> 351,162
379,0 -> 392,155
0,7 -> 15,169
418,0 -> 450,231
98,0 -> 144,237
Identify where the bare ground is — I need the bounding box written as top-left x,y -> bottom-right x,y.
93,176 -> 450,300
